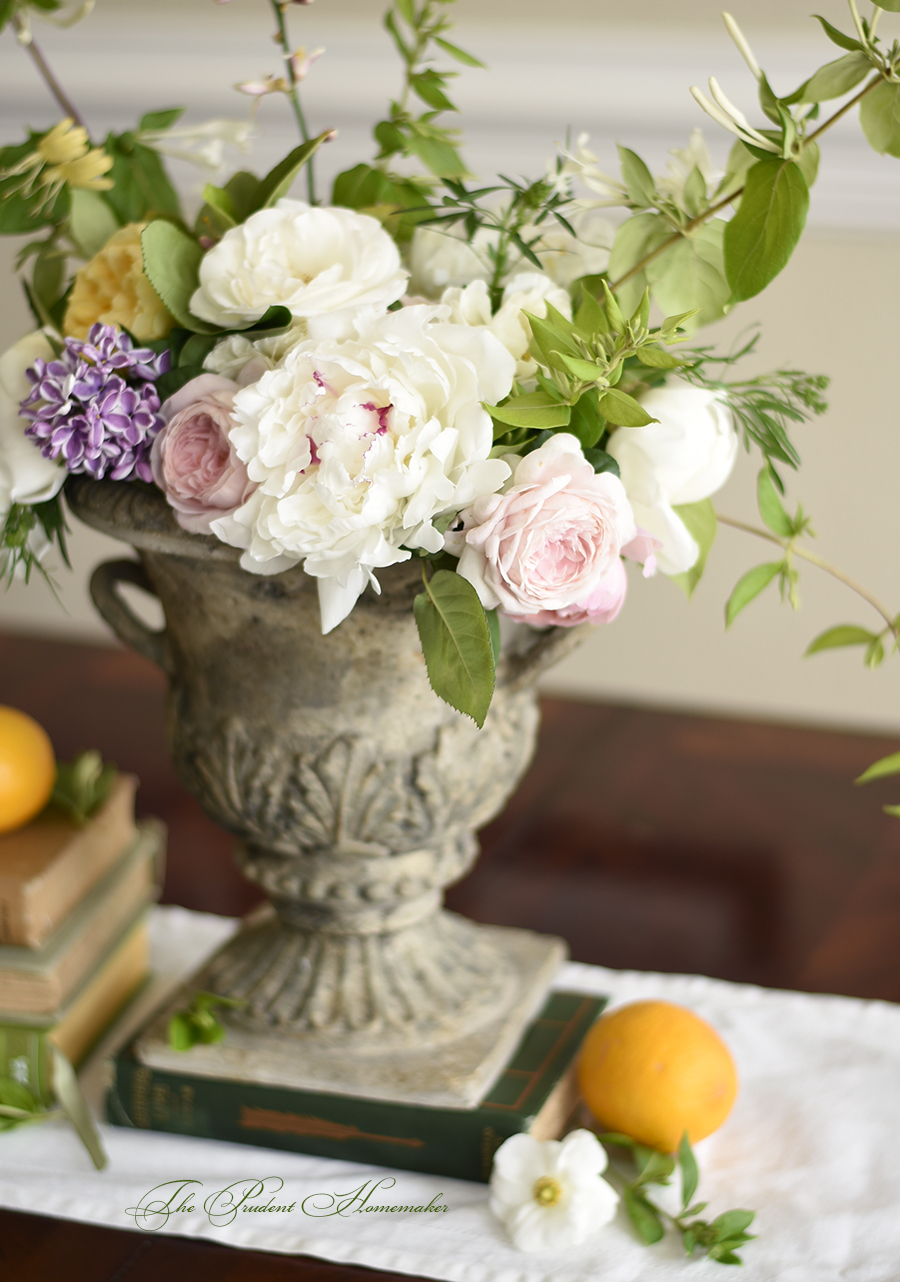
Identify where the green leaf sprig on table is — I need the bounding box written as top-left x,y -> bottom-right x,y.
168,992 -> 247,1051
51,750 -> 117,825
601,1131 -> 757,1266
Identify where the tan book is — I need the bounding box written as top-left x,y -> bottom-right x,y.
0,915 -> 151,1102
0,821 -> 162,1014
0,773 -> 137,947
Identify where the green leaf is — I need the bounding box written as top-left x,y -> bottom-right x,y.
874,0 -> 900,8
103,134 -> 181,224
253,134 -> 330,210
637,346 -> 688,371
484,393 -> 571,430
682,165 -> 708,218
797,141 -> 820,189
865,636 -> 885,669
812,15 -> 865,52
682,1228 -> 698,1256
52,751 -> 116,825
800,53 -> 871,103
618,146 -> 657,207
395,0 -> 415,23
155,364 -> 207,402
139,108 -> 186,133
671,499 -> 717,598
708,1247 -> 743,1265
725,561 -> 783,627
0,0 -> 18,33
68,188 -> 120,258
678,1132 -> 700,1209
574,283 -> 607,336
168,1013 -> 197,1051
597,388 -> 656,427
608,212 -> 673,316
410,71 -> 456,113
856,750 -> 900,784
178,333 -> 221,368
558,354 -> 609,382
486,609 -> 501,666
805,624 -> 875,656
637,1151 -> 676,1185
414,570 -> 495,727
433,36 -> 485,68
568,390 -> 606,450
646,220 -> 730,331
584,448 -> 620,477
711,1210 -> 756,1239
406,131 -> 467,179
623,1187 -> 665,1244
140,220 -> 210,332
860,81 -> 900,158
223,171 -> 262,222
723,159 -> 809,302
757,468 -> 793,536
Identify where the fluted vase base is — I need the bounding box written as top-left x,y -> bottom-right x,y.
136,917 -> 566,1108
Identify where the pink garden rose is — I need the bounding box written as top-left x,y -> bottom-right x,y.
151,373 -> 253,534
455,434 -> 653,628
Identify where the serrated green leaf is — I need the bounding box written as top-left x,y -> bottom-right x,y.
141,221 -> 212,332
856,751 -> 900,784
414,570 -> 495,727
623,1187 -> 665,1244
671,499 -> 717,599
433,35 -> 486,67
725,561 -> 783,627
860,81 -> 900,158
597,388 -> 656,427
254,134 -> 329,210
757,469 -> 793,536
678,1132 -> 699,1209
812,15 -> 865,52
805,625 -> 875,656
618,145 -> 657,207
724,159 -> 809,302
800,53 -> 871,103
139,108 -> 186,133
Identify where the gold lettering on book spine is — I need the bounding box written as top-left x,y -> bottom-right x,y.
239,1106 -> 425,1148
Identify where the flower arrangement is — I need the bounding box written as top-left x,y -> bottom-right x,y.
2,0 -> 900,728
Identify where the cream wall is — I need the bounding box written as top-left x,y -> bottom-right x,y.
1,0 -> 899,731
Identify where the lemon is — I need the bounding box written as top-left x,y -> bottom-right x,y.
0,706 -> 56,834
578,999 -> 738,1153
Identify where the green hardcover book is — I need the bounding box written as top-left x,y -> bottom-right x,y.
108,991 -> 606,1182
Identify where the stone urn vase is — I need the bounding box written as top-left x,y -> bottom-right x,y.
66,475 -> 585,1105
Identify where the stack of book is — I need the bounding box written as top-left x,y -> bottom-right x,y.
0,776 -> 164,1103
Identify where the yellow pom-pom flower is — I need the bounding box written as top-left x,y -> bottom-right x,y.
64,222 -> 174,342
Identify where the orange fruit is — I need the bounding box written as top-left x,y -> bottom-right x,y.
578,999 -> 738,1153
0,706 -> 56,834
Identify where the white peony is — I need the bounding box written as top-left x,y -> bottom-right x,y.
607,381 -> 738,575
489,1129 -> 619,1253
215,305 -> 515,632
440,272 -> 571,381
0,332 -> 66,551
189,200 -> 409,329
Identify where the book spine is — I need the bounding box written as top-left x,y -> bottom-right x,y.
108,1055 -> 528,1183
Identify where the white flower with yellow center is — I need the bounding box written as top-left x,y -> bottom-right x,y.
489,1129 -> 619,1253
215,304 -> 515,632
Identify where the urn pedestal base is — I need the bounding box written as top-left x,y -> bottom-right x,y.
135,915 -> 566,1108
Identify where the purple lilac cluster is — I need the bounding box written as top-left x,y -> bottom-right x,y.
19,324 -> 171,483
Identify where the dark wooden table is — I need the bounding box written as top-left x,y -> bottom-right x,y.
2,630 -> 899,1280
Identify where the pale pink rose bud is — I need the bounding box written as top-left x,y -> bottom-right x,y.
151,373 -> 254,535
455,434 -> 641,629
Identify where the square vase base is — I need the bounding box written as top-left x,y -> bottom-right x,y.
135,923 -> 567,1109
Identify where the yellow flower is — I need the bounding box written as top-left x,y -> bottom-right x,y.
1,118 -> 114,211
36,119 -> 90,166
64,223 -> 174,342
46,149 -> 114,193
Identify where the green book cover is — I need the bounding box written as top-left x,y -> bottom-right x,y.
108,990 -> 606,1182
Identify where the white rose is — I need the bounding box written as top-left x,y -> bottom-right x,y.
0,331 -> 65,526
409,224 -> 521,297
216,305 -> 515,633
203,321 -> 308,383
440,272 -> 571,382
189,200 -> 409,329
607,381 -> 738,575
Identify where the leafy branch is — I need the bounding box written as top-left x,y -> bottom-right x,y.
268,0 -> 317,204
601,1131 -> 756,1266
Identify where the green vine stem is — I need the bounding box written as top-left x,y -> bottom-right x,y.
269,0 -> 316,204
608,76 -> 885,294
716,511 -> 900,640
12,13 -> 87,130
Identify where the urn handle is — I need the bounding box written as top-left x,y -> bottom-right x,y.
497,623 -> 589,692
89,559 -> 173,674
